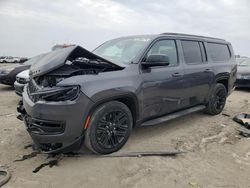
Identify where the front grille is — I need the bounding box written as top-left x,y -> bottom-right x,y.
24,116 -> 65,135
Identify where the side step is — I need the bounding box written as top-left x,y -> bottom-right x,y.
141,105 -> 206,126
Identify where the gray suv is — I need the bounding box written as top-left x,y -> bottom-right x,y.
18,33 -> 237,154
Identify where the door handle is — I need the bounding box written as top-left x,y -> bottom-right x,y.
204,68 -> 212,73
172,72 -> 183,77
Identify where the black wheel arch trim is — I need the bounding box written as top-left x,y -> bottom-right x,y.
88,93 -> 140,127
215,74 -> 229,91
215,73 -> 230,81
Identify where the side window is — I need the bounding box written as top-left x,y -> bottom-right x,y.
207,43 -> 231,62
147,40 -> 178,66
181,40 -> 204,64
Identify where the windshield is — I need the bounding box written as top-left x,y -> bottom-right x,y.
93,37 -> 152,64
239,58 -> 250,66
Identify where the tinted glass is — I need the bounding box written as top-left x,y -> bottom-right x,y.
181,40 -> 203,64
93,37 -> 152,65
147,40 -> 178,66
208,43 -> 231,61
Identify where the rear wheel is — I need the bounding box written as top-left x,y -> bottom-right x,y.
85,101 -> 133,154
205,83 -> 227,115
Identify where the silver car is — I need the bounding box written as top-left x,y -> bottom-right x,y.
14,70 -> 30,96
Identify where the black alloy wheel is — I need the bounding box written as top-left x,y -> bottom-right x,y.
213,88 -> 227,111
85,101 -> 133,154
96,111 -> 129,149
205,83 -> 227,115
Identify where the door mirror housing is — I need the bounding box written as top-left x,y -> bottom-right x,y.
142,55 -> 170,68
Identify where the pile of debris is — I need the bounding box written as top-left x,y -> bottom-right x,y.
234,113 -> 250,137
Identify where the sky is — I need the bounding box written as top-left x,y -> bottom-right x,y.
0,0 -> 250,57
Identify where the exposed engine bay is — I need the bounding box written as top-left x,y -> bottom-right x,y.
27,46 -> 123,102
34,57 -> 119,88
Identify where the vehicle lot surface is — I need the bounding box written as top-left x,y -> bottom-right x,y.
0,73 -> 250,187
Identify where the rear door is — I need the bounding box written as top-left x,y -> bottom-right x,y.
207,42 -> 236,93
180,40 -> 213,107
141,39 -> 185,120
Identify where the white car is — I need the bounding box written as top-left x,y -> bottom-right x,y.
14,70 -> 30,96
0,56 -> 20,63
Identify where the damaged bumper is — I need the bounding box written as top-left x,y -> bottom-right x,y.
17,45 -> 123,153
19,85 -> 94,153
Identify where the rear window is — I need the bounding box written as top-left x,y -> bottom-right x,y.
181,40 -> 204,64
207,43 -> 231,62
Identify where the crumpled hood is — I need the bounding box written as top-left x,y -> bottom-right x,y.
30,45 -> 124,78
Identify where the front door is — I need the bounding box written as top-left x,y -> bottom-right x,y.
141,39 -> 185,120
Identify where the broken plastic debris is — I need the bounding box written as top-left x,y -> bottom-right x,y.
237,128 -> 250,138
233,113 -> 250,129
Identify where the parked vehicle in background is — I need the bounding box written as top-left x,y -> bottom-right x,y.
0,56 -> 7,62
19,57 -> 29,64
0,64 -> 29,85
0,54 -> 45,86
0,56 -> 20,63
236,58 -> 250,88
18,33 -> 237,154
14,70 -> 29,96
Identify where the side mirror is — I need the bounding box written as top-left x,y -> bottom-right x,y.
141,55 -> 170,68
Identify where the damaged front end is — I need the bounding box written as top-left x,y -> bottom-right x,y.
27,45 -> 123,102
18,46 -> 123,153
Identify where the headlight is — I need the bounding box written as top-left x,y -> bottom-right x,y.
29,86 -> 80,102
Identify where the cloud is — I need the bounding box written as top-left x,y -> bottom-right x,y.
0,0 -> 249,57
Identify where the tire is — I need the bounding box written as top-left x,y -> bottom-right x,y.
85,101 -> 133,154
205,83 -> 227,115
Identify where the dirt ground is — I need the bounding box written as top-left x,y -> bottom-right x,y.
0,66 -> 250,188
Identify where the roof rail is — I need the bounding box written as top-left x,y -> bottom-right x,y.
160,32 -> 225,41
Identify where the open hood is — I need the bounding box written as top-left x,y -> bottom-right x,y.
30,46 -> 124,77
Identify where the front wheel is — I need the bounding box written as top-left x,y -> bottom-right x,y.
84,101 -> 133,154
205,83 -> 227,115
